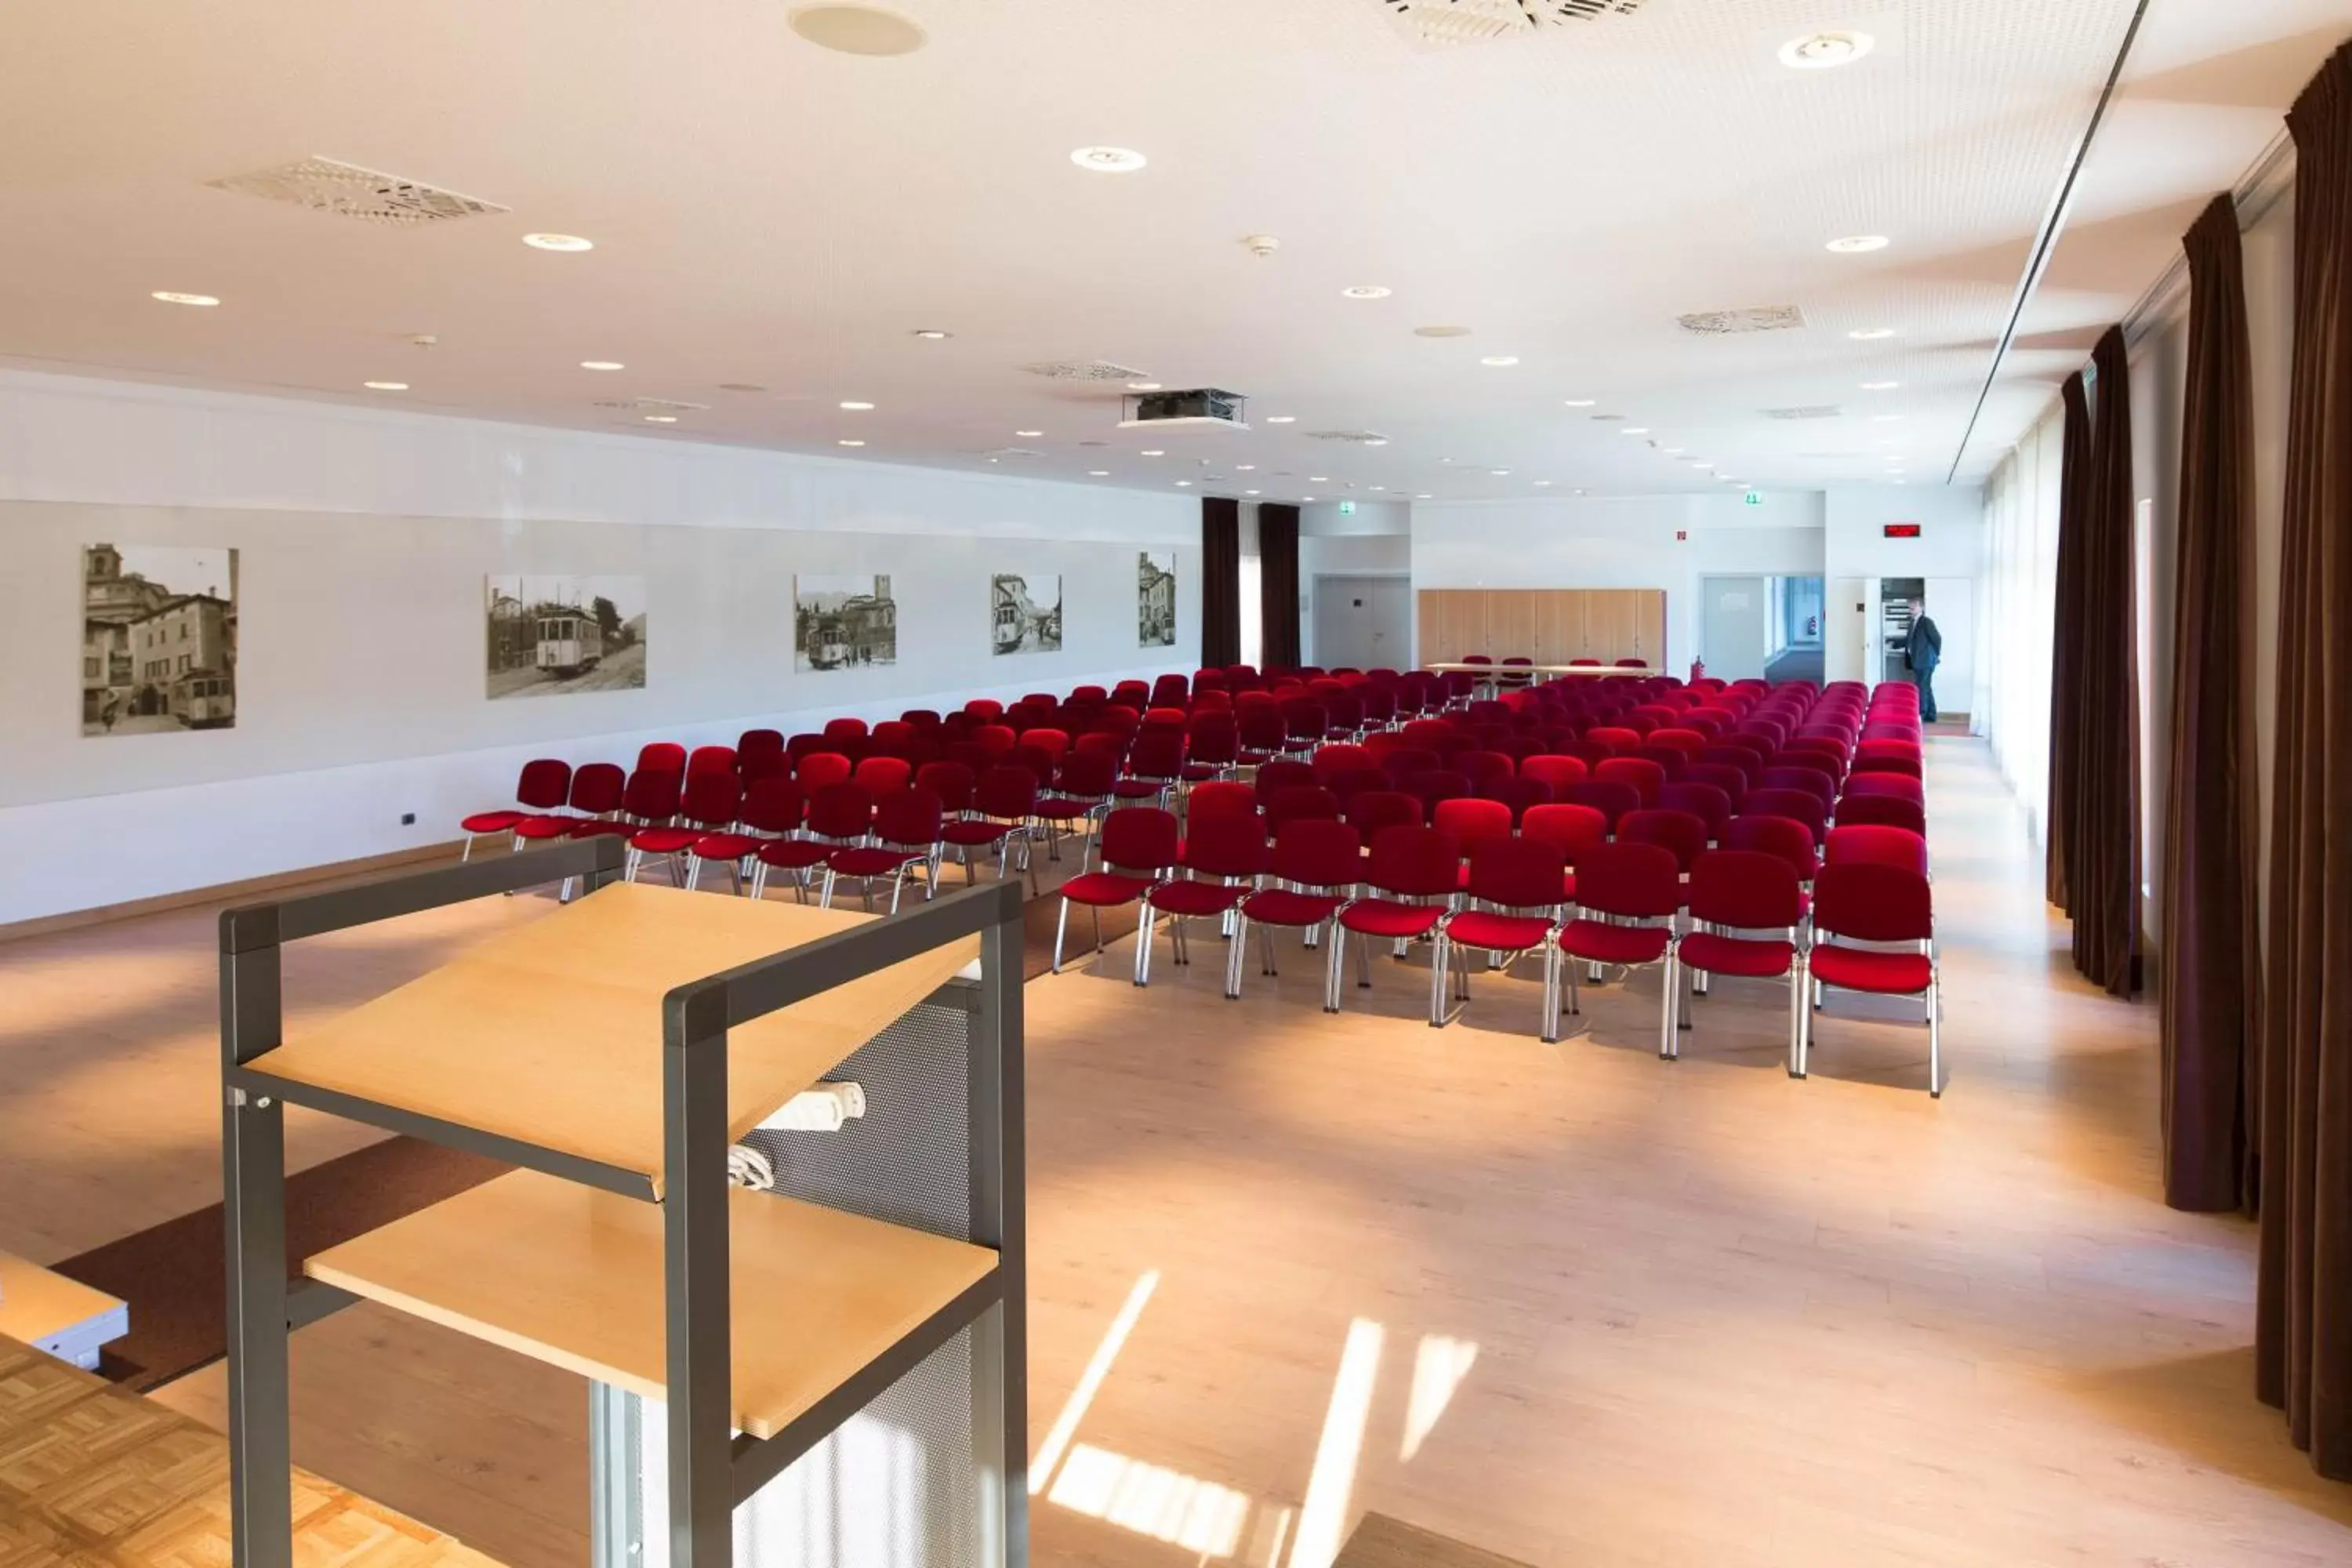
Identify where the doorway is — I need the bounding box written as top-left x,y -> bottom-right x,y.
1312,575 -> 1411,670
1699,575 -> 1769,681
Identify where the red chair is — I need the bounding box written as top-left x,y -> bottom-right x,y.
824,786 -> 945,912
1436,837 -> 1570,1040
1229,818 -> 1362,998
1053,808 -> 1179,975
1832,793 -> 1927,837
973,723 -> 1018,757
1842,772 -> 1926,808
627,772 -> 742,887
687,745 -> 737,779
1723,813 -> 1820,891
1188,780 -> 1261,826
1457,750 -> 1515,788
568,766 -> 682,848
1329,827 -> 1460,1015
1740,788 -> 1828,848
854,755 -> 913,793
1312,743 -> 1376,782
1519,755 -> 1588,795
462,759 -> 572,857
823,717 -> 869,742
1826,824 -> 1929,876
1236,708 -> 1290,768
1584,726 -> 1641,757
1554,842 -> 1680,1046
1254,758 -> 1317,802
798,751 -> 854,789
1657,782 -> 1733,843
1035,751 -> 1118,860
1563,779 -> 1640,833
1759,765 -> 1838,817
1671,851 -> 1807,1065
942,765 -> 1040,888
637,742 -> 687,775
1595,756 -> 1667,808
1115,729 -> 1187,805
1479,775 -> 1554,826
1803,864 -> 1942,1095
1136,815 -> 1268,985
1617,809 -> 1708,884
693,775 -> 801,895
1267,785 -> 1344,830
1522,802 -> 1606,904
916,760 -> 975,815
1344,789 -> 1423,840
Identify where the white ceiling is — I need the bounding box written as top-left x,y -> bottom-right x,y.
0,0 -> 2344,505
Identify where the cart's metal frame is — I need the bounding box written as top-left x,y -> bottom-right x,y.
219,834 -> 1028,1568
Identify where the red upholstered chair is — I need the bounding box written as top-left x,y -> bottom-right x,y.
1804,864 -> 1942,1095
1403,768 -> 1473,816
1114,729 -> 1187,805
1136,815 -> 1268,985
1852,750 -> 1926,780
1842,772 -> 1926,808
1152,673 -> 1190,708
1584,726 -> 1641,757
1229,818 -> 1363,998
940,765 -> 1040,888
1832,793 -> 1927,837
1740,788 -> 1828,848
1760,765 -> 1838,817
1554,841 -> 1681,1033
1052,807 -> 1179,975
973,723 -> 1018,757
1312,743 -> 1376,782
1236,708 -> 1290,768
1723,812 -> 1820,891
1457,750 -> 1515,789
637,742 -> 687,775
704,775 -> 806,898
1617,809 -> 1709,891
854,755 -> 913,793
1519,754 -> 1589,795
1522,803 -> 1606,904
1563,779 -> 1640,833
1188,780 -> 1261,826
1035,750 -> 1118,860
916,760 -> 975,816
1380,746 -> 1443,784
1267,785 -> 1344,831
1826,824 -> 1929,877
1436,837 -> 1570,1039
823,786 -> 945,913
627,771 -> 742,887
1181,713 -> 1240,783
1780,738 -> 1849,779
797,751 -> 854,789
1344,789 -> 1423,841
1478,775 -> 1553,826
737,729 -> 786,771
1697,745 -> 1763,785
824,717 -> 869,742
465,759 -> 572,858
1632,743 -> 1690,781
1657,782 -> 1733,843
1329,827 -> 1461,1014
1324,767 -> 1390,804
1671,851 -> 1807,1065
1595,756 -> 1667,808
1254,758 -> 1318,803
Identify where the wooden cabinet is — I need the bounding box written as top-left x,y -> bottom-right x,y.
1417,589 -> 1664,667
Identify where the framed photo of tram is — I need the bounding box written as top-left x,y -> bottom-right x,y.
1137,550 -> 1176,648
485,575 -> 648,699
991,569 -> 1062,656
793,573 -> 897,672
82,543 -> 240,736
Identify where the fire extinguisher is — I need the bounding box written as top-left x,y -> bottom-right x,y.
1690,657 -> 1705,683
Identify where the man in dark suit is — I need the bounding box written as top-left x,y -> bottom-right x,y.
1904,598 -> 1942,723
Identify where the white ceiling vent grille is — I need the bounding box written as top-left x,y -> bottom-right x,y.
1679,305 -> 1807,336
1763,405 -> 1845,421
207,157 -> 508,226
1021,360 -> 1151,383
1305,430 -> 1393,445
594,397 -> 711,413
1383,0 -> 1646,48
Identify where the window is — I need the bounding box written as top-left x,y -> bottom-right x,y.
84,657 -> 100,678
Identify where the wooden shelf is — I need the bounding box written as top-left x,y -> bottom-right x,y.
0,1251 -> 126,1370
303,1171 -> 996,1441
247,882 -> 981,1189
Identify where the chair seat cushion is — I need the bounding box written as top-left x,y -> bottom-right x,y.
1112,779 -> 1168,799
630,826 -> 702,854
1149,880 -> 1247,916
1241,888 -> 1344,927
941,819 -> 1013,846
691,833 -> 760,860
1446,911 -> 1554,953
1556,919 -> 1671,965
1062,872 -> 1152,907
1809,944 -> 1931,994
1033,798 -> 1099,822
512,815 -> 582,840
755,839 -> 833,870
572,818 -> 636,839
1179,764 -> 1228,782
1678,931 -> 1795,978
829,846 -> 920,878
1236,750 -> 1278,768
1339,898 -> 1445,939
462,811 -> 527,833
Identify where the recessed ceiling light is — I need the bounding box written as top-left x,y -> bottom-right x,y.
1308,476 -> 1330,483
1369,486 -> 1387,492
1127,381 -> 1161,391
1416,493 -> 1433,500
1016,430 -> 1044,437
361,380 -> 408,391
1176,480 -> 1193,487
1479,355 -> 1520,367
152,290 -> 221,307
644,415 -> 677,423
1849,328 -> 1897,341
790,5 -> 927,56
1244,489 -> 1261,495
1072,146 -> 1147,174
1080,440 -> 1108,448
1265,415 -> 1297,423
1489,469 -> 1511,477
1142,449 -> 1166,457
523,233 -> 593,252
1826,234 -> 1890,254
1363,438 -> 1389,447
912,328 -> 952,339
1236,463 -> 1256,470
1415,325 -> 1473,338
1861,380 -> 1900,391
581,360 -> 625,371
1780,31 -> 1875,70
1563,398 -> 1596,407
1534,480 -> 1553,487
1089,469 -> 1110,476
838,438 -> 866,447
1341,285 -> 1393,300
1573,488 -> 1588,496
1664,447 -> 1685,455
1621,427 -> 1650,436
1302,495 -> 1316,503
840,400 -> 876,410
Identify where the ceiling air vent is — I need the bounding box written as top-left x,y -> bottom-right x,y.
1679,305 -> 1807,336
1305,430 -> 1393,445
1383,0 -> 1646,48
207,157 -> 508,226
979,447 -> 1044,461
1764,405 -> 1845,421
1021,360 -> 1152,383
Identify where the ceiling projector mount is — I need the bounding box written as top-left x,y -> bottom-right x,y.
1117,388 -> 1249,430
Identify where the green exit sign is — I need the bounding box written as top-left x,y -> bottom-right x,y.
1338,500 -> 1356,515
1743,489 -> 1763,507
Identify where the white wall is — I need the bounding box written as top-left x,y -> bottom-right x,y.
1411,491 -> 1826,673
0,370 -> 1197,922
1820,484 -> 1988,706
1299,500 -> 1410,664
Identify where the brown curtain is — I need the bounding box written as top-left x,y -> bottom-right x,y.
2161,194 -> 2261,1213
2256,39 -> 2352,1480
1201,497 -> 1240,669
1258,503 -> 1301,671
2046,372 -> 2093,910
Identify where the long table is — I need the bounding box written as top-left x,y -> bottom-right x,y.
1422,662 -> 1653,698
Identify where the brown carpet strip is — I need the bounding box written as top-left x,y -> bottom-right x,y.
56,874 -> 1145,1388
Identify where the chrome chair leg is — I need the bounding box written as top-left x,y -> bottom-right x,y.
1052,898 -> 1071,973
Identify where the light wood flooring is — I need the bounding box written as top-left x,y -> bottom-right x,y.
3,737 -> 2348,1566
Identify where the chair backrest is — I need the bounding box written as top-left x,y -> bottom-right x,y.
1312,742 -> 1375,781
915,760 -> 976,813
1522,803 -> 1608,866
637,742 -> 687,775
622,768 -> 684,820
568,762 -> 626,815
1832,793 -> 1927,836
806,782 -> 876,840
1812,863 -> 1933,944
974,724 -> 1018,756
516,758 -> 573,811
676,770 -> 742,829
739,775 -> 805,835
1723,812 -> 1820,880
1255,758 -> 1317,800
972,764 -> 1040,819
1759,766 -> 1837,813
1852,752 -> 1925,779
1518,754 -> 1588,793
1181,815 -> 1270,880
1842,772 -> 1926,805
1323,767 -> 1389,803
872,786 -> 945,848
871,721 -> 916,748
1432,797 -> 1513,849
1267,785 -> 1344,829
1478,775 -> 1553,824
1563,779 -> 1640,830
1127,731 -> 1186,778
1656,782 -> 1732,840
1826,824 -> 1929,876
1344,789 -> 1424,838
1380,746 -> 1443,782
1024,727 -> 1072,762
797,751 -> 854,789
823,717 -> 869,741
963,698 -> 1005,721
1189,780 -> 1261,824
1571,841 -> 1682,919
1269,818 -> 1365,888
1584,725 -> 1640,755
1365,826 -> 1463,899
855,755 -> 913,793
1595,756 -> 1667,806
1686,850 -> 1803,929
1054,750 -> 1120,796
1457,750 -> 1515,786
1740,789 -> 1827,846
1098,807 -> 1181,873
1463,837 -> 1567,912
1617,808 -> 1708,872
1404,769 -> 1473,809
738,728 -> 786,762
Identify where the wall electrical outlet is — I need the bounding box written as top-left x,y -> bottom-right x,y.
400,812 -> 416,826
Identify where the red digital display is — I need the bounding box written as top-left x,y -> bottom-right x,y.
1883,522 -> 1922,538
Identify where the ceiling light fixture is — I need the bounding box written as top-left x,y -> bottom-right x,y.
1245,489 -> 1261,496
1563,398 -> 1596,407
1363,438 -> 1390,447
1142,449 -> 1166,457
1534,480 -> 1553,487
1016,430 -> 1044,437
1302,495 -> 1316,503
1415,325 -> 1472,338
1265,415 -> 1296,423
1490,469 -> 1511,477
1236,464 -> 1256,471
1849,328 -> 1896,341
151,291 -> 220,307
1368,486 -> 1387,492
840,400 -> 876,410
1826,234 -> 1890,254
838,438 -> 866,447
1071,146 -> 1147,174
1779,31 -> 1875,70
789,5 -> 927,56
1621,427 -> 1650,436
1341,285 -> 1393,300
522,233 -> 593,252
1177,480 -> 1192,487
581,360 -> 625,371
912,328 -> 952,339
1127,381 -> 1161,391
1089,469 -> 1110,476
1479,355 -> 1520,367
1309,477 -> 1330,483
362,380 -> 408,391
644,415 -> 677,423
1861,380 -> 1900,391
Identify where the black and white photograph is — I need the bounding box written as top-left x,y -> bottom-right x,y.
794,572 -> 898,671
1138,550 -> 1176,648
82,543 -> 239,736
992,569 -> 1062,655
485,575 -> 648,699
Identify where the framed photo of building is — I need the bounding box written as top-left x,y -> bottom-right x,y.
1138,550 -> 1177,648
794,573 -> 897,671
992,570 -> 1062,656
485,575 -> 648,699
82,543 -> 238,735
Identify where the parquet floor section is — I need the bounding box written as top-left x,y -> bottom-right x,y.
2,738 -> 2347,1566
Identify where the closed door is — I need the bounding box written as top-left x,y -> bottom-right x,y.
1318,576 -> 1411,669
1700,575 -> 1769,681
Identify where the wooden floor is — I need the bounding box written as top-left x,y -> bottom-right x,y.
4,737 -> 2348,1566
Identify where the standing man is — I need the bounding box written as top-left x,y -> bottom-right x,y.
1904,597 -> 1942,723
